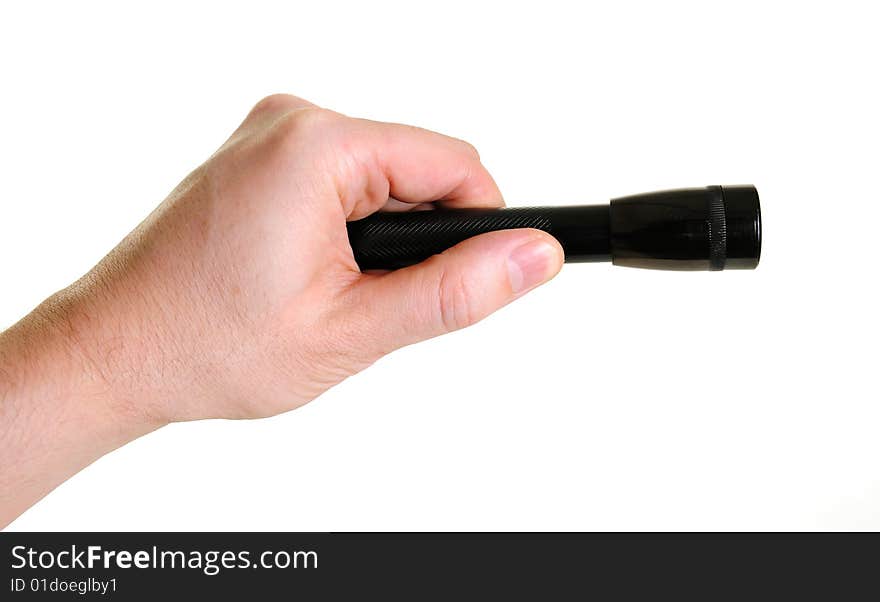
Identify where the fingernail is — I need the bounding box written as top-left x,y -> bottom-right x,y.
507,239 -> 559,295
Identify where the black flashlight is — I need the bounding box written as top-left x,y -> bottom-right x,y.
347,185 -> 761,271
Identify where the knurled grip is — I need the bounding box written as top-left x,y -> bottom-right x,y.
707,185 -> 728,271
347,208 -> 553,270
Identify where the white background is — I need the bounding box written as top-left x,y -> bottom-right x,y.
2,1 -> 878,531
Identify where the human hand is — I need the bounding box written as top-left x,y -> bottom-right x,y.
0,95 -> 564,524
52,94 -> 564,424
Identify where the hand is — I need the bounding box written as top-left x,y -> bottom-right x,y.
0,95 -> 563,525
68,94 -> 564,421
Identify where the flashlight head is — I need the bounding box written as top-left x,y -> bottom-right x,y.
609,185 -> 761,271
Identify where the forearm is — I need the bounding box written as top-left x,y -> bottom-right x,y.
0,288 -> 162,528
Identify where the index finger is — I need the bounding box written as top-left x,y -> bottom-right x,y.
332,117 -> 505,220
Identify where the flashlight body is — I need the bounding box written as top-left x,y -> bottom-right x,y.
347,205 -> 611,270
347,185 -> 761,271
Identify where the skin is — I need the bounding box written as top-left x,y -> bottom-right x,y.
0,94 -> 563,527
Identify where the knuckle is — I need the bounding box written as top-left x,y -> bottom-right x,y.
282,106 -> 335,133
272,107 -> 337,147
436,267 -> 478,332
249,93 -> 301,116
457,138 -> 481,160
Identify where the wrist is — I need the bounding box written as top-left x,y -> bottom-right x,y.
28,283 -> 169,432
0,286 -> 165,526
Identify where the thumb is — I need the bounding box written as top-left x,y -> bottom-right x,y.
347,229 -> 563,351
